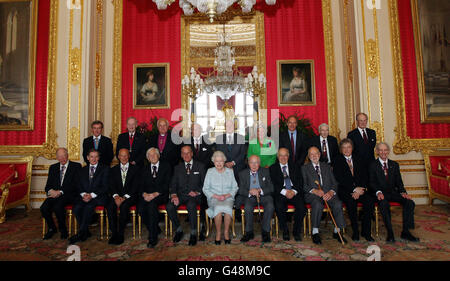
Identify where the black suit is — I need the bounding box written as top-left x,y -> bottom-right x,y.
183,136 -> 215,169
116,132 -> 147,167
308,135 -> 339,164
40,161 -> 81,233
369,159 -> 415,233
73,163 -> 109,236
347,128 -> 376,171
149,132 -> 181,168
215,133 -> 246,181
270,161 -> 306,236
279,130 -> 308,166
167,161 -> 206,234
139,161 -> 172,242
333,154 -> 375,236
82,135 -> 114,166
106,163 -> 139,237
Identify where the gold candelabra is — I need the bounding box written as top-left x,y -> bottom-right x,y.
182,67 -> 204,128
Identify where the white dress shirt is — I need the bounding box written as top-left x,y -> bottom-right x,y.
279,163 -> 298,196
358,127 -> 367,139
376,158 -> 389,196
320,135 -> 331,163
81,163 -> 98,199
113,162 -> 130,199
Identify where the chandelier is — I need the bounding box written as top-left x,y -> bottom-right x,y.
152,0 -> 277,22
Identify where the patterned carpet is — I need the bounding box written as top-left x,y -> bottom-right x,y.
0,205 -> 449,261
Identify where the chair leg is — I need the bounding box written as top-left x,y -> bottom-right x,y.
303,216 -> 306,238
308,209 -> 311,237
42,218 -> 46,239
132,211 -> 136,240
275,215 -> 279,239
100,212 -> 104,240
197,211 -> 200,239
164,213 -> 168,239
74,218 -> 78,235
138,215 -> 142,239
375,206 -> 379,237
68,211 -> 72,237
205,210 -> 209,238
241,210 -> 245,235
106,215 -> 109,239
232,209 -> 236,238
169,220 -> 173,238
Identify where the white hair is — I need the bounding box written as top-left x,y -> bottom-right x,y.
211,150 -> 227,163
318,123 -> 329,131
146,147 -> 160,159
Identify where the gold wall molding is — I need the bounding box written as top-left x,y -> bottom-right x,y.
365,39 -> 378,78
32,165 -> 50,170
111,0 -> 123,149
69,48 -> 82,84
389,0 -> 450,154
343,0 -> 356,130
0,0 -> 59,159
68,127 -> 80,159
95,0 -> 104,121
396,159 -> 424,165
400,168 -> 425,173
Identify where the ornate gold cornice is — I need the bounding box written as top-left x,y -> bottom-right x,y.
389,0 -> 450,154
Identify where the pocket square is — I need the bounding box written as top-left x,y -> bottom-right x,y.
193,172 -> 200,175
202,148 -> 207,151
262,177 -> 266,181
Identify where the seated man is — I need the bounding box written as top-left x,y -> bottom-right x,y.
106,148 -> 139,245
302,146 -> 347,245
139,148 -> 171,248
369,142 -> 419,243
238,155 -> 275,243
41,148 -> 81,240
166,145 -> 206,246
270,148 -> 306,241
70,149 -> 109,244
333,139 -> 375,242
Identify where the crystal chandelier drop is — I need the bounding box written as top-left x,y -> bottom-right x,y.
152,0 -> 277,22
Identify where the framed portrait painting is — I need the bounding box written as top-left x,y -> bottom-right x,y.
0,0 -> 38,130
277,60 -> 316,106
133,63 -> 170,109
412,0 -> 450,123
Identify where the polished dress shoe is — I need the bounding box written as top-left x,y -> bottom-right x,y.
69,234 -> 81,245
173,231 -> 183,243
333,232 -> 347,244
386,231 -> 396,243
312,233 -> 322,244
293,234 -> 302,242
401,230 -> 419,242
115,235 -> 124,245
224,239 -> 231,244
147,238 -> 158,248
282,232 -> 290,241
215,240 -> 221,245
188,234 -> 197,246
199,231 -> 206,242
43,229 -> 57,240
351,233 -> 360,241
240,231 -> 254,242
262,231 -> 271,243
60,231 -> 69,240
363,235 -> 375,242
108,234 -> 118,245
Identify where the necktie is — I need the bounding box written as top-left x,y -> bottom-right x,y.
322,139 -> 328,162
347,158 -> 354,176
129,133 -> 134,152
186,163 -> 191,175
251,172 -> 257,185
362,130 -> 368,144
315,165 -> 321,184
195,141 -> 199,156
89,166 -> 95,182
282,166 -> 292,190
383,162 -> 388,180
121,166 -> 127,186
60,165 -> 66,185
290,133 -> 295,161
94,137 -> 99,150
152,165 -> 157,178
227,135 -> 232,151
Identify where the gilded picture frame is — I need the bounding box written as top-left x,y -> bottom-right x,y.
277,60 -> 316,106
0,0 -> 38,130
411,0 -> 450,123
133,63 -> 170,109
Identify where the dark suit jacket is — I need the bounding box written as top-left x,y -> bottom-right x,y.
170,161 -> 206,197
301,162 -> 338,194
368,159 -> 406,195
149,131 -> 181,168
108,163 -> 139,200
183,136 -> 215,169
116,131 -> 147,166
269,161 -> 303,198
215,133 -> 246,173
75,163 -> 109,203
238,168 -> 274,197
82,135 -> 114,166
347,128 -> 376,167
139,161 -> 172,201
308,135 -> 339,164
279,129 -> 308,166
44,161 -> 82,199
333,154 -> 367,196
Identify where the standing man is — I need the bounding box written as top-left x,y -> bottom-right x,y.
106,148 -> 139,245
308,123 -> 339,165
270,148 -> 305,241
149,117 -> 180,168
238,155 -> 275,243
183,123 -> 215,169
279,115 -> 308,166
82,120 -> 114,167
70,149 -> 109,244
302,146 -> 347,245
116,117 -> 147,167
369,142 -> 419,243
41,148 -> 81,240
139,148 -> 172,248
347,113 -> 376,172
166,145 -> 206,246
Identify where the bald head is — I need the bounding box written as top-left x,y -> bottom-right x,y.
56,148 -> 69,165
248,155 -> 261,172
118,148 -> 130,165
308,146 -> 321,165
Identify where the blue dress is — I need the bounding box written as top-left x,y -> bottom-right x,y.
202,167 -> 238,218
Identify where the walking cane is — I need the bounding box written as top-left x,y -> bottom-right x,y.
256,193 -> 264,247
314,180 -> 345,245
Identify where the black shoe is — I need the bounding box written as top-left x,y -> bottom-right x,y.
108,234 -> 118,245
199,231 -> 206,242
188,234 -> 197,246
215,240 -> 221,245
60,231 -> 69,240
312,233 -> 322,244
401,230 -> 419,242
262,231 -> 271,243
43,229 -> 57,240
333,232 -> 347,244
282,232 -> 290,241
386,232 -> 396,243
86,230 -> 92,238
173,231 -> 183,243
224,239 -> 231,244
240,232 -> 254,242
115,235 -> 124,245
351,232 -> 360,241
293,234 -> 302,242
363,235 -> 375,242
69,234 -> 81,245
147,237 -> 158,248
157,226 -> 162,234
